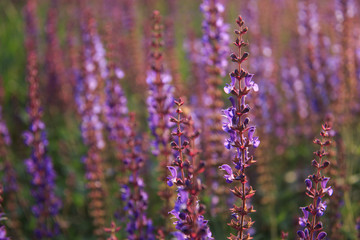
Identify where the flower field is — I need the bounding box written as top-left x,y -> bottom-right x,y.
0,0 -> 359,239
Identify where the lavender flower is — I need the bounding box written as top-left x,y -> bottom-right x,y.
146,10 -> 175,236
220,16 -> 259,239
297,122 -> 333,240
0,104 -> 18,194
200,0 -> 230,216
0,80 -> 21,237
146,70 -> 174,155
167,99 -> 213,240
24,1 -> 61,237
297,0 -> 330,115
104,23 -> 130,164
76,11 -> 108,237
45,3 -> 72,109
121,113 -> 155,240
146,10 -> 174,158
200,0 -> 229,77
334,0 -> 358,114
0,226 -> 9,240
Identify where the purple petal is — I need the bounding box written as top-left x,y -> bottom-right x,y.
253,137 -> 260,148
244,74 -> 254,87
229,96 -> 235,107
321,177 -> 330,188
248,126 -> 255,140
167,166 -> 177,178
219,164 -> 232,175
305,179 -> 312,189
328,187 -> 333,196
316,232 -> 327,240
224,84 -> 232,94
297,230 -> 306,238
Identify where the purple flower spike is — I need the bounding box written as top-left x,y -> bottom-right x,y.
297,122 -> 333,239
24,2 -> 61,236
244,73 -> 258,92
220,16 -> 258,238
316,232 -> 327,240
167,166 -> 177,187
219,164 -> 235,183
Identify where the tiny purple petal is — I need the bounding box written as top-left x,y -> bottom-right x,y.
316,232 -> 327,240
167,166 -> 177,186
297,230 -> 306,238
219,164 -> 234,183
305,179 -> 312,189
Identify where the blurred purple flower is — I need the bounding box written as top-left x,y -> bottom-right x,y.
0,226 -> 9,240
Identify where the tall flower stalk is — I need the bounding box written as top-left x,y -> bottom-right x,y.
76,11 -> 108,238
146,10 -> 175,236
219,16 -> 259,240
121,113 -> 155,240
45,0 -> 72,110
297,122 -> 333,240
200,0 -> 230,215
104,23 -> 129,177
0,80 -> 21,238
23,0 -> 61,237
167,99 -> 213,239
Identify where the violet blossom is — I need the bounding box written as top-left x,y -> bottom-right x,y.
167,99 -> 213,239
120,114 -> 155,240
220,16 -> 259,239
23,1 -> 61,237
297,122 -> 333,240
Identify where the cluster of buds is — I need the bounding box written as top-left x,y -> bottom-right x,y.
219,16 -> 259,240
297,122 -> 333,240
167,99 -> 213,240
